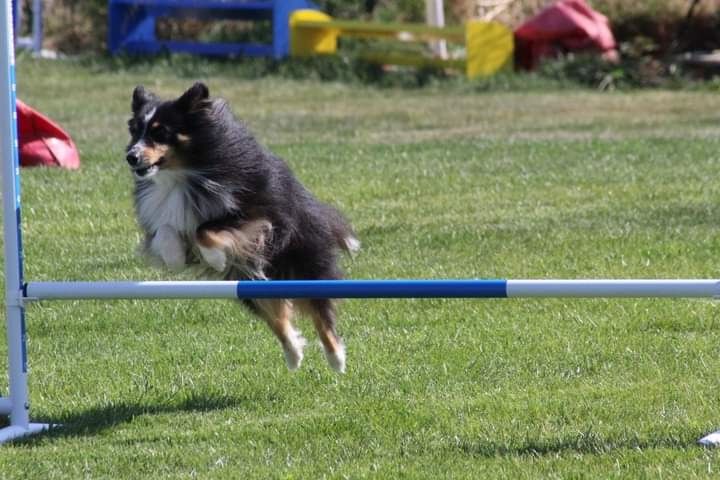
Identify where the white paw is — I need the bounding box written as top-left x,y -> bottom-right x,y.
344,236 -> 361,253
283,329 -> 307,371
151,225 -> 186,271
198,245 -> 227,272
324,342 -> 346,373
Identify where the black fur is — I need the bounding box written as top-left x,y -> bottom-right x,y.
127,82 -> 357,283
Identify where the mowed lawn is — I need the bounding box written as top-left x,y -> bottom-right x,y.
1,58 -> 720,478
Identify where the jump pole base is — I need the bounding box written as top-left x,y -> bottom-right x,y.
699,431 -> 720,447
0,423 -> 49,444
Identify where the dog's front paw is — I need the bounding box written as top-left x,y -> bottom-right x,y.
198,245 -> 227,272
151,225 -> 186,271
162,248 -> 186,272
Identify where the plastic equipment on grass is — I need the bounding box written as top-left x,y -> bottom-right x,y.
290,9 -> 514,79
514,0 -> 618,70
17,99 -> 79,169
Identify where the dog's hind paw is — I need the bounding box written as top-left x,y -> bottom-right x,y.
324,343 -> 346,373
344,236 -> 361,254
283,330 -> 307,371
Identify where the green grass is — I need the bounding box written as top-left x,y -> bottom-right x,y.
1,58 -> 720,478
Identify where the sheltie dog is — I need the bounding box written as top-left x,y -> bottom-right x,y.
125,82 -> 358,373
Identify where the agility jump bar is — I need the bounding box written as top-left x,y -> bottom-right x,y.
24,279 -> 720,301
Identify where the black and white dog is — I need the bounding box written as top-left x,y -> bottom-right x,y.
126,82 -> 358,372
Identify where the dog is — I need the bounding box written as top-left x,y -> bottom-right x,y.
125,82 -> 359,373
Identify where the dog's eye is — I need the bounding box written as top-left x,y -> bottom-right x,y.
149,125 -> 171,143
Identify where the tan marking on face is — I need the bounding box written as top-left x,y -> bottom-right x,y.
141,143 -> 169,166
176,133 -> 191,144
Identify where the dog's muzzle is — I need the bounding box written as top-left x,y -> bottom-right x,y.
127,143 -> 161,179
126,152 -> 140,167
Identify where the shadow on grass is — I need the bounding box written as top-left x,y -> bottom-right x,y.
449,434 -> 699,457
15,391 -> 261,445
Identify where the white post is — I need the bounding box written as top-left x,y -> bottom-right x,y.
31,0 -> 41,53
425,0 -> 448,59
0,0 -> 46,443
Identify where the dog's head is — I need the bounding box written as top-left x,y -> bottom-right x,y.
126,82 -> 209,179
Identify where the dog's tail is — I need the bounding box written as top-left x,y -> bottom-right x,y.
323,204 -> 360,256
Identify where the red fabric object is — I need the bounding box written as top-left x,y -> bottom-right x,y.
16,99 -> 80,169
514,0 -> 618,70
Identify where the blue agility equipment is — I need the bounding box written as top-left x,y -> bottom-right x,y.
108,0 -> 319,58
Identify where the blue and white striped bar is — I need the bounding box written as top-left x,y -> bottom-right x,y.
24,279 -> 720,300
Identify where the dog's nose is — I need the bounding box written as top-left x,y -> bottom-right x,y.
126,153 -> 139,166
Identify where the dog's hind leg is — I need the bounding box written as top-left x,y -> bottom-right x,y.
253,299 -> 306,371
300,299 -> 346,373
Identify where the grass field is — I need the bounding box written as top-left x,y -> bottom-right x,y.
1,58 -> 720,478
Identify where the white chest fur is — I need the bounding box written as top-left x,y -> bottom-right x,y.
136,170 -> 198,236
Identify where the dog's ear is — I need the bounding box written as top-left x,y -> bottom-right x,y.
176,82 -> 209,112
132,85 -> 155,114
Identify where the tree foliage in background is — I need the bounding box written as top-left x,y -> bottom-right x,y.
42,0 -> 107,52
317,0 -> 427,23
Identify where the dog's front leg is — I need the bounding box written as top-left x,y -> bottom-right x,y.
150,224 -> 186,271
195,219 -> 272,275
197,241 -> 228,273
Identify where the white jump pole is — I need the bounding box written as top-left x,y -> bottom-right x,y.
22,279 -> 720,300
0,0 -> 47,443
31,0 -> 42,54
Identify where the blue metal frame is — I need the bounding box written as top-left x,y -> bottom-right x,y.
108,0 -> 318,58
